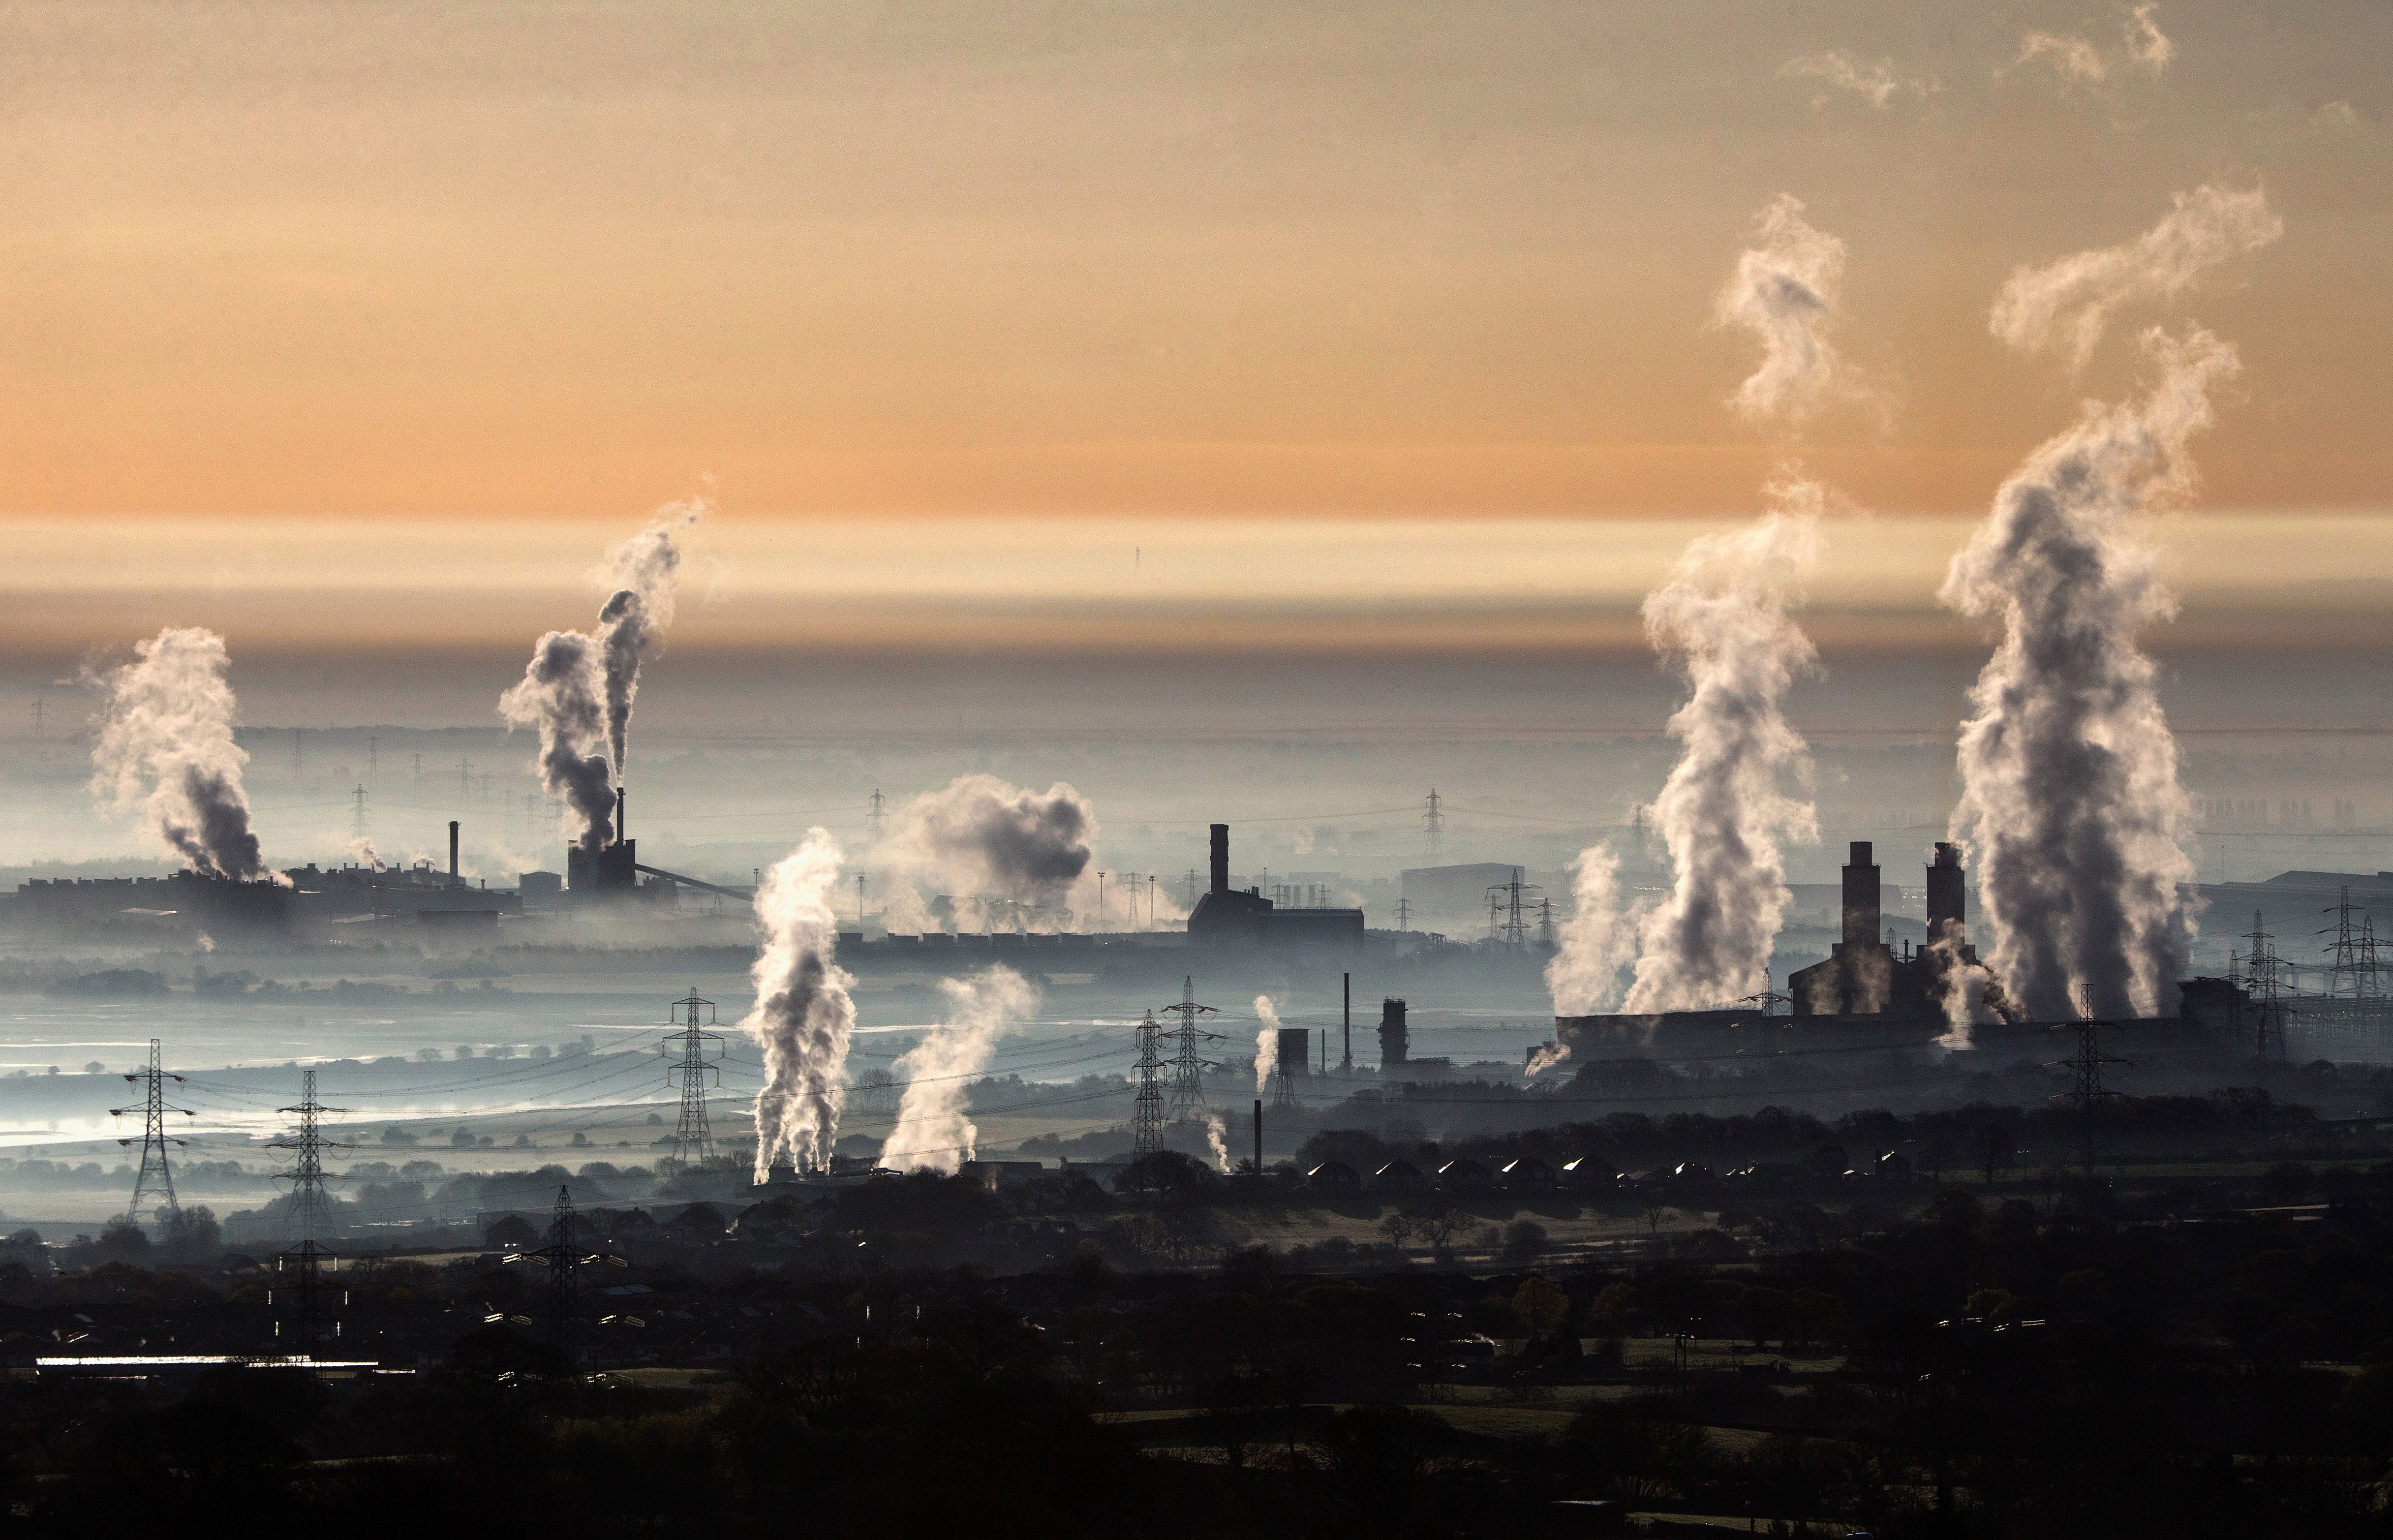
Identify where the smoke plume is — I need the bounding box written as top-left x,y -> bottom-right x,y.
596,500 -> 703,776
881,775 -> 1098,928
498,629 -> 614,849
90,627 -> 276,882
1930,921 -> 2005,1050
1714,195 -> 1852,423
879,965 -> 1039,1175
1991,185 -> 2280,370
741,829 -> 858,1179
1621,479 -> 1822,1014
1253,996 -> 1282,1092
1544,845 -> 1639,1016
1942,326 -> 2238,1020
1524,1041 -> 1571,1078
1203,1110 -> 1231,1172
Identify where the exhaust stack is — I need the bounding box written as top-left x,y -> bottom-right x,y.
1210,824 -> 1229,895
449,821 -> 460,885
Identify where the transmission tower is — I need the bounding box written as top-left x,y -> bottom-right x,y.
2322,887 -> 2371,998
351,783 -> 368,838
1185,869 -> 1198,910
1395,896 -> 1412,932
1536,896 -> 1556,950
112,1039 -> 192,1225
660,989 -> 723,1169
267,1070 -> 351,1350
2364,917 -> 2384,1000
2243,910 -> 2287,1061
1132,1010 -> 1166,1159
459,755 -> 472,800
1485,868 -> 1540,950
366,733 -> 378,781
528,1185 -> 586,1356
2058,1019 -> 2129,1176
856,872 -> 868,925
1161,976 -> 1219,1122
867,788 -> 886,842
1423,789 -> 1444,859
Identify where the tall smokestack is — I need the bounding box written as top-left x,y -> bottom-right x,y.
449,821 -> 460,885
1927,842 -> 1965,938
1842,841 -> 1879,950
1253,1098 -> 1262,1173
615,786 -> 626,846
1210,824 -> 1229,895
1342,972 -> 1351,1070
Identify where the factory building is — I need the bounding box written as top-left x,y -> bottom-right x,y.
1187,824 -> 1365,947
1785,841 -> 1977,1017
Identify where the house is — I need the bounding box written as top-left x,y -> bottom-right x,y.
1306,1161 -> 1362,1193
1500,1156 -> 1556,1192
1372,1159 -> 1430,1193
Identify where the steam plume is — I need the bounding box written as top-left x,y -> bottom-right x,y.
1930,922 -> 2004,1049
741,829 -> 858,1178
497,630 -> 614,849
90,627 -> 276,882
1544,845 -> 1638,1016
879,965 -> 1039,1174
1622,479 -> 1822,1014
881,775 -> 1098,929
1714,195 -> 1851,423
1252,996 -> 1282,1092
596,500 -> 703,776
1202,1111 -> 1231,1172
1991,185 -> 2279,370
1942,327 -> 2237,1020
1525,1041 -> 1571,1078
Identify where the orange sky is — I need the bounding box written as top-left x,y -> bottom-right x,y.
0,0 -> 2385,521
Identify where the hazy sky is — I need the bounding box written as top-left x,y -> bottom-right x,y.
0,0 -> 2386,667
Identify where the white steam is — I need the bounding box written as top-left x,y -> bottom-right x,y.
1253,995 -> 1281,1092
89,627 -> 276,882
596,500 -> 703,776
1525,1041 -> 1572,1079
879,965 -> 1039,1175
741,829 -> 858,1178
1203,1110 -> 1231,1172
1930,922 -> 2004,1050
1943,327 -> 2238,1020
1622,480 -> 1822,1014
878,774 -> 1098,931
498,630 -> 615,849
1991,185 -> 2279,370
1544,845 -> 1639,1016
1714,195 -> 1853,423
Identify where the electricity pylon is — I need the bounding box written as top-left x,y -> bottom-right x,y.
1132,1010 -> 1166,1159
1161,976 -> 1219,1122
112,1039 -> 192,1225
530,1185 -> 584,1357
661,988 -> 723,1169
2058,1019 -> 2129,1176
2322,887 -> 2376,999
1423,789 -> 1444,858
2243,911 -> 2287,1062
267,1069 -> 350,1350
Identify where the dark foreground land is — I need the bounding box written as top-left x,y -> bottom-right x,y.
13,1124 -> 2393,1537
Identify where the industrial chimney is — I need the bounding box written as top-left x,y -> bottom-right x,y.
1378,997 -> 1409,1068
449,821 -> 460,886
1210,823 -> 1229,895
1927,841 -> 1966,938
1841,841 -> 1880,950
615,786 -> 627,847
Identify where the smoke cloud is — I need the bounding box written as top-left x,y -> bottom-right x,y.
497,629 -> 615,849
880,775 -> 1098,929
90,627 -> 276,882
879,965 -> 1039,1175
1942,326 -> 2238,1020
1991,185 -> 2280,370
1253,996 -> 1282,1092
596,500 -> 703,776
1714,195 -> 1852,423
741,829 -> 858,1179
1622,479 -> 1822,1014
1930,922 -> 2005,1050
1203,1111 -> 1231,1172
1524,1041 -> 1571,1079
1544,845 -> 1639,1016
